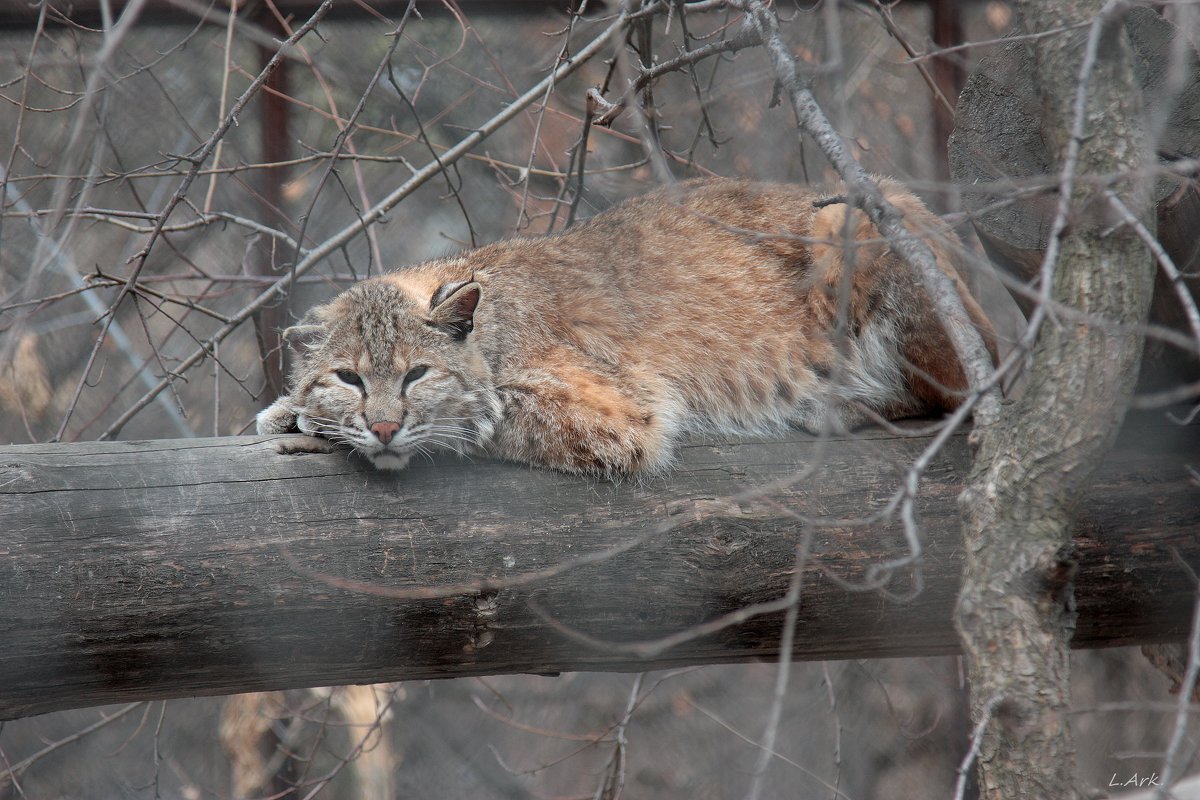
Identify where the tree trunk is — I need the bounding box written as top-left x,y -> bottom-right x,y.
955,3 -> 1157,799
948,4 -> 1200,392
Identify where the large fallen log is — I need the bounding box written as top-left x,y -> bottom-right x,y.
1,418 -> 1196,720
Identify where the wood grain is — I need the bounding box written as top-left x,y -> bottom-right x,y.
0,420 -> 1196,720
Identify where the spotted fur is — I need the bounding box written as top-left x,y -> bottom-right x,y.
257,178 -> 996,477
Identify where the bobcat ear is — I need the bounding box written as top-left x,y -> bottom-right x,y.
283,324 -> 326,353
428,280 -> 481,340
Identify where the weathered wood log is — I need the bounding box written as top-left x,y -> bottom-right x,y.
949,7 -> 1200,387
1,419 -> 1196,720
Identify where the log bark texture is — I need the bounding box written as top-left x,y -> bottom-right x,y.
0,422 -> 1196,721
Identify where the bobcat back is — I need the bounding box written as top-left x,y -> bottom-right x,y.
257,178 -> 995,477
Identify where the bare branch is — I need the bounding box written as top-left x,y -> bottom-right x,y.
743,0 -> 1002,427
96,5 -> 643,439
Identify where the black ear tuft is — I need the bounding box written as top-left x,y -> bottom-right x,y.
428,280 -> 481,341
283,324 -> 327,354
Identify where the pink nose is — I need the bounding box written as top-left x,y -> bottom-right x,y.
369,421 -> 401,444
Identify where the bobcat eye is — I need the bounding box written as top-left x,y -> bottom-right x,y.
402,365 -> 429,391
335,369 -> 364,388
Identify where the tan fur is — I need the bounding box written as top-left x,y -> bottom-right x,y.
257,178 -> 996,477
219,686 -> 396,799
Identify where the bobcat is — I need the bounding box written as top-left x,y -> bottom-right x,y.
256,178 -> 995,477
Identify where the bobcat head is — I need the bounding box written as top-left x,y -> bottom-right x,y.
258,277 -> 500,470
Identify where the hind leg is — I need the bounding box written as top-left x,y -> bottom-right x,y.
901,287 -> 998,413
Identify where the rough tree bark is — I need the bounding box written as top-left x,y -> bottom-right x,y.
955,3 -> 1158,799
949,4 -> 1200,392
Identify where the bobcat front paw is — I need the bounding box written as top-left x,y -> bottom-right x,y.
256,401 -> 298,435
274,436 -> 337,457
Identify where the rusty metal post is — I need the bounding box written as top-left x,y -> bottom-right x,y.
930,0 -> 964,185
252,4 -> 292,398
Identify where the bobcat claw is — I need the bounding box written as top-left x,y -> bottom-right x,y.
256,400 -> 334,456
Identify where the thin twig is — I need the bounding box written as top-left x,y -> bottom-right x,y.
593,673 -> 643,800
868,0 -> 955,118
591,15 -> 761,127
744,0 -> 1001,427
744,531 -> 812,800
955,694 -> 1004,800
1153,558 -> 1200,800
202,0 -> 237,213
0,703 -> 145,784
1106,190 -> 1200,347
278,0 -> 415,275
903,20 -> 1092,65
55,0 -> 333,441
